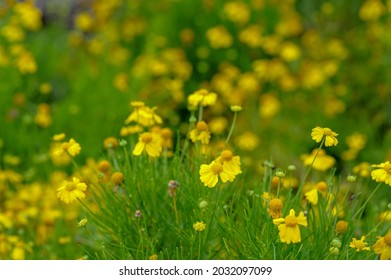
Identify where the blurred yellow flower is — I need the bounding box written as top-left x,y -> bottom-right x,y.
193,221 -> 206,232
206,26 -> 233,49
133,132 -> 162,157
371,161 -> 391,186
61,138 -> 82,157
301,149 -> 335,171
359,0 -> 385,21
189,121 -> 211,145
125,105 -> 163,127
57,177 -> 87,204
349,236 -> 370,252
373,232 -> 391,260
311,126 -> 338,147
187,89 -> 217,108
268,198 -> 283,219
273,209 -> 308,244
223,1 -> 250,25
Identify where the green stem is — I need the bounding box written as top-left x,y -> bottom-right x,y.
297,138 -> 325,198
225,111 -> 237,145
197,232 -> 202,260
352,182 -> 382,220
198,105 -> 203,122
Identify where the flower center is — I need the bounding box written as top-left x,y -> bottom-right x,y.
211,162 -> 223,174
65,182 -> 76,191
196,121 -> 208,131
323,128 -> 333,136
141,133 -> 153,143
316,181 -> 327,193
285,215 -> 297,227
384,233 -> 391,246
269,198 -> 283,212
384,163 -> 391,174
354,240 -> 366,249
220,150 -> 233,161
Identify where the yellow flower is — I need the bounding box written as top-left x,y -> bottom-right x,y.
187,89 -> 217,108
189,121 -> 211,144
301,149 -> 335,171
216,150 -> 242,176
133,132 -> 162,157
304,181 -> 327,205
77,218 -> 88,228
61,138 -> 81,157
273,209 -> 308,244
199,161 -> 236,188
335,220 -> 348,234
373,232 -> 391,260
371,161 -> 391,186
193,221 -> 206,232
52,133 -> 66,141
57,177 -> 87,204
125,104 -> 163,127
349,236 -> 370,252
268,198 -> 283,219
311,126 -> 338,147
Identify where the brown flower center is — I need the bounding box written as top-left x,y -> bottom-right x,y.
285,215 -> 297,227
65,182 -> 76,191
141,133 -> 153,143
196,121 -> 208,131
211,162 -> 223,174
220,150 -> 233,161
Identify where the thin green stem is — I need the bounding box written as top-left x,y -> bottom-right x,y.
352,182 -> 382,220
198,105 -> 203,122
225,111 -> 237,145
297,138 -> 325,198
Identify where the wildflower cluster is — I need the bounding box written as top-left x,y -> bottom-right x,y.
2,0 -> 391,261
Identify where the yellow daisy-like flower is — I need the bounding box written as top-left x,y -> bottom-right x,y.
349,236 -> 370,252
371,161 -> 391,186
187,89 -> 217,109
125,104 -> 163,127
133,132 -> 162,157
193,221 -> 206,232
189,121 -> 211,144
216,150 -> 242,176
301,149 -> 335,171
311,126 -> 338,147
57,177 -> 87,204
199,161 -> 235,188
304,181 -> 327,205
373,232 -> 391,260
61,138 -> 81,157
273,209 -> 308,244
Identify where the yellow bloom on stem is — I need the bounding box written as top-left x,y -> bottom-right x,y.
125,103 -> 163,127
57,177 -> 87,204
304,181 -> 327,205
273,209 -> 308,244
189,121 -> 211,144
187,89 -> 217,109
301,149 -> 335,171
63,138 -> 81,156
216,150 -> 241,176
311,126 -> 338,147
199,161 -> 235,188
371,161 -> 391,186
349,236 -> 370,252
133,132 -> 162,157
373,232 -> 391,260
268,198 -> 283,219
193,221 -> 206,232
